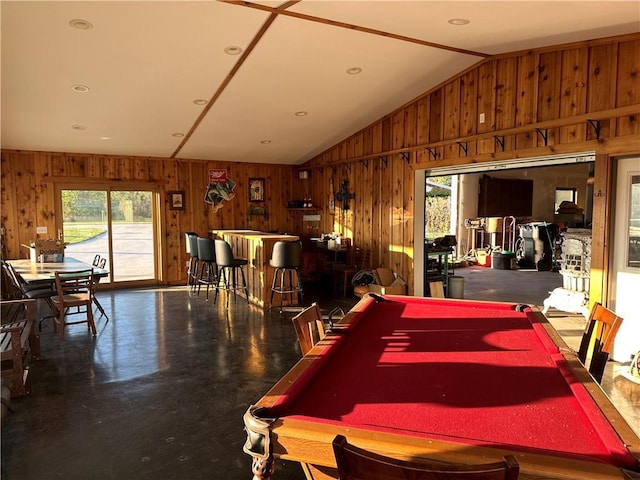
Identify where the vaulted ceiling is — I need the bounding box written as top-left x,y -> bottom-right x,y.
2,1 -> 638,165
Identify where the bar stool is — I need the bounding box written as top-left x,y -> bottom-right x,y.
269,241 -> 303,313
187,233 -> 200,292
196,237 -> 218,300
214,239 -> 249,307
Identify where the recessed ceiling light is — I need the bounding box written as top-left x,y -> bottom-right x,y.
193,99 -> 208,105
448,18 -> 470,25
260,140 -> 271,144
224,46 -> 243,56
69,18 -> 93,30
172,133 -> 184,138
72,85 -> 90,93
346,67 -> 362,75
294,111 -> 308,117
100,136 -> 110,140
71,125 -> 86,130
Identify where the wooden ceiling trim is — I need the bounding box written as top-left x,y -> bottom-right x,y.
170,10 -> 280,159
223,0 -> 490,58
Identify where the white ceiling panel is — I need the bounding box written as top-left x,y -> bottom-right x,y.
2,1 -> 638,164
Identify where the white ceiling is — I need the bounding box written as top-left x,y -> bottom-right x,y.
2,1 -> 638,165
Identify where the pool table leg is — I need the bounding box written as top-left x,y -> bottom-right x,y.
251,456 -> 275,480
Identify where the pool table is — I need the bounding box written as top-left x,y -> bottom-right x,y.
243,295 -> 640,480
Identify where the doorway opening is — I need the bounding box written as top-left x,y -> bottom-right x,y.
415,153 -> 595,301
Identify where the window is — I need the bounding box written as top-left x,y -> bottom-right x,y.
555,188 -> 577,213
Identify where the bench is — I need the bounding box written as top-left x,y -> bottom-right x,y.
1,299 -> 41,397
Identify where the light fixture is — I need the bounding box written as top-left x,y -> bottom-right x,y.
294,111 -> 307,117
71,125 -> 86,130
448,18 -> 470,25
72,85 -> 90,93
172,132 -> 184,138
346,67 -> 362,75
69,18 -> 93,30
224,46 -> 243,55
260,140 -> 271,144
100,136 -> 110,140
193,99 -> 208,105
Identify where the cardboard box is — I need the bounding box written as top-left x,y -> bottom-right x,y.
29,239 -> 64,263
368,277 -> 407,296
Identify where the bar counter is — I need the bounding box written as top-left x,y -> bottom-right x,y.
211,230 -> 300,308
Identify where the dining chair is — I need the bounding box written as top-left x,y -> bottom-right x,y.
91,259 -> 109,320
333,248 -> 370,298
577,302 -> 623,383
332,434 -> 520,480
291,302 -> 325,356
269,240 -> 303,313
1,261 -> 55,331
213,239 -> 248,307
51,269 -> 96,340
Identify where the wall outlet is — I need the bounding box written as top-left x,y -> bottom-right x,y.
36,226 -> 48,235
479,113 -> 486,124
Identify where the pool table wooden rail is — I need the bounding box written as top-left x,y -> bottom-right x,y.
244,295 -> 640,480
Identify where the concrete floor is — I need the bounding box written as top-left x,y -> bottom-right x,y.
1,267 -> 638,480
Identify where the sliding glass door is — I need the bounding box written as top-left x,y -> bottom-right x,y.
57,186 -> 158,284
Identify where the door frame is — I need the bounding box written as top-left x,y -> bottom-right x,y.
54,181 -> 163,287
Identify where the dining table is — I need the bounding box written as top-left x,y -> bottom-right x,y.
8,257 -> 109,285
8,257 -> 110,318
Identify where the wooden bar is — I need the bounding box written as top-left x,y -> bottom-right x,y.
211,230 -> 300,308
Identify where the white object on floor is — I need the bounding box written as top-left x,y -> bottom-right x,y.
542,287 -> 589,319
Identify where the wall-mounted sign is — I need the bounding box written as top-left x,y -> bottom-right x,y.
205,169 -> 236,213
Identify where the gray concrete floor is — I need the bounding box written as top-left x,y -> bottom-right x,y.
1,267 -> 638,480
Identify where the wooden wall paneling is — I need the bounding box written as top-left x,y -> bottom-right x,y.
615,39 -> 640,135
459,70 -> 478,157
559,48 -> 589,144
537,51 -> 562,147
389,111 -> 405,274
429,89 -> 443,161
132,157 -> 149,181
352,161 -> 364,249
14,157 -> 37,257
495,57 -> 518,151
370,123 -> 384,267
0,153 -> 19,258
416,96 -> 431,163
33,151 -> 55,242
402,158 -> 414,293
390,155 -> 404,276
148,157 -> 164,183
102,156 -> 118,179
586,42 -> 616,140
50,153 -> 67,177
515,53 -> 537,149
443,77 -> 461,159
476,60 -> 496,155
86,155 -> 103,179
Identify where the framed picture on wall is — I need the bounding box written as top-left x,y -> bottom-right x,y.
249,178 -> 265,202
169,191 -> 185,210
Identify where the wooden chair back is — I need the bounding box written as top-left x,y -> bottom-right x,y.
577,302 -> 623,383
52,269 -> 95,339
291,302 -> 325,356
332,435 -> 520,480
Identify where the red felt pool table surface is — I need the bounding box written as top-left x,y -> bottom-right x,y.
244,295 -> 640,480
